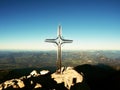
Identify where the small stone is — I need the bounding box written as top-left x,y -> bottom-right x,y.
34,83 -> 42,89
40,70 -> 49,75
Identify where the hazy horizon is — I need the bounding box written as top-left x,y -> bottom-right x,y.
0,49 -> 120,52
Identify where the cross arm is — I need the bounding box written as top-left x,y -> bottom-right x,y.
45,39 -> 58,45
45,39 -> 56,43
61,38 -> 73,44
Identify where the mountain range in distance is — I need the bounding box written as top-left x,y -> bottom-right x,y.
0,50 -> 119,70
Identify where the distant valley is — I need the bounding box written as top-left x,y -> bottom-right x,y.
0,50 -> 120,70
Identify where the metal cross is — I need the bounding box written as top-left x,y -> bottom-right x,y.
45,25 -> 73,73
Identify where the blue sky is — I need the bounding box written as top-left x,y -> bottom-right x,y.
0,0 -> 120,50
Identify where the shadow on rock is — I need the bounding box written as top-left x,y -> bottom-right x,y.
74,64 -> 120,90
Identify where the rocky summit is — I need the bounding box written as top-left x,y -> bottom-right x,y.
52,67 -> 83,89
0,67 -> 89,90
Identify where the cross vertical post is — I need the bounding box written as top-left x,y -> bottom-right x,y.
45,25 -> 73,73
57,43 -> 61,72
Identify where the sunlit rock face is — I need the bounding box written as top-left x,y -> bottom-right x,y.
0,69 -> 86,90
51,67 -> 83,89
0,79 -> 25,89
0,70 -> 45,89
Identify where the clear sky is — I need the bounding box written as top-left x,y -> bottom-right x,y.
0,0 -> 120,50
